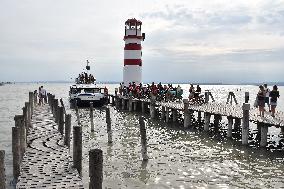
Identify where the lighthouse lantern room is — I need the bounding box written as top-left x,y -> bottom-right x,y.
123,18 -> 145,86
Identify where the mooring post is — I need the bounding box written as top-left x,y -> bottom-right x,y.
150,96 -> 155,119
242,103 -> 250,145
0,150 -> 5,189
75,101 -> 81,125
64,114 -> 71,148
198,111 -> 202,122
89,149 -> 103,189
122,98 -> 126,110
183,99 -> 190,128
227,116 -> 233,138
161,106 -> 165,121
12,127 -> 20,180
106,107 -> 112,143
54,99 -> 58,119
128,96 -> 133,111
234,118 -> 241,131
245,92 -> 249,103
139,117 -> 148,161
29,92 -> 34,115
204,112 -> 211,131
260,123 -> 269,147
141,101 -> 145,114
22,106 -> 28,134
205,92 -> 209,103
111,96 -> 115,105
56,105 -> 60,125
172,109 -> 177,122
14,115 -> 26,159
73,126 -> 82,176
133,101 -> 137,111
58,106 -> 64,135
34,90 -> 38,106
213,114 -> 222,127
165,107 -> 170,123
90,102 -> 94,132
25,102 -> 32,128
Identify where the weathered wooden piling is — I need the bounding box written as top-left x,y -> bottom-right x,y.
89,149 -> 103,189
75,101 -> 81,125
260,123 -> 268,147
133,101 -> 137,111
213,114 -> 222,127
56,105 -> 60,125
141,101 -> 145,114
64,114 -> 71,148
150,97 -> 155,119
128,97 -> 133,111
106,108 -> 112,143
0,150 -> 5,189
234,118 -> 241,131
58,106 -> 64,135
165,107 -> 170,123
183,99 -> 190,128
227,116 -> 233,138
198,111 -> 202,122
139,117 -> 148,161
29,92 -> 34,114
22,106 -> 28,134
172,109 -> 177,122
12,127 -> 20,180
204,113 -> 211,131
241,103 -> 250,145
14,115 -> 26,158
25,102 -> 31,128
34,90 -> 38,105
90,102 -> 94,132
161,106 -> 165,121
245,92 -> 249,103
73,126 -> 82,176
122,99 -> 126,110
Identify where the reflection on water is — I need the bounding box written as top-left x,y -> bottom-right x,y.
1,83 -> 284,188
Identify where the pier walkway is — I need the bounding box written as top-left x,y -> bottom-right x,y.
16,104 -> 84,189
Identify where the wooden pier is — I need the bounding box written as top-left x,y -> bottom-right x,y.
109,91 -> 284,147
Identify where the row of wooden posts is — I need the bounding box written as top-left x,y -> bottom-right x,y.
113,91 -> 273,148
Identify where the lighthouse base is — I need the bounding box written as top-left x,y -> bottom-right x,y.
123,66 -> 142,86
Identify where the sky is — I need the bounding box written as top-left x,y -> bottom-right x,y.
0,0 -> 284,83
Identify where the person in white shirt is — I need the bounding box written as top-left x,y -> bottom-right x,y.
263,83 -> 271,112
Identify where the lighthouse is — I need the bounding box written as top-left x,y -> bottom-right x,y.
123,18 -> 145,86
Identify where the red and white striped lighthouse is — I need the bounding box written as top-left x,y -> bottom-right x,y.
123,18 -> 145,86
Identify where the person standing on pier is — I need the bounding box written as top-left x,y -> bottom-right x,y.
264,83 -> 271,112
257,85 -> 266,117
269,85 -> 280,117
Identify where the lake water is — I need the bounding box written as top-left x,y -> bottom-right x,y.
0,83 -> 284,188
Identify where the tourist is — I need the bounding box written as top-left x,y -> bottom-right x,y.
188,84 -> 195,101
264,84 -> 271,112
176,85 -> 183,101
257,85 -> 266,117
269,85 -> 280,117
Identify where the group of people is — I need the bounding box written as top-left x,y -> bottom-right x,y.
188,84 -> 202,102
256,84 -> 280,117
38,86 -> 47,105
76,72 -> 96,84
117,82 -> 184,101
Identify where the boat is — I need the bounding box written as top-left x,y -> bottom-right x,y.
69,60 -> 108,107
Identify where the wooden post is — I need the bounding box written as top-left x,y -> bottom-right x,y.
260,123 -> 268,147
0,150 -> 5,189
14,115 -> 26,159
75,101 -> 81,125
89,149 -> 103,189
172,109 -> 177,122
122,99 -> 126,110
165,107 -> 170,123
54,99 -> 58,119
141,101 -> 145,114
197,111 -> 202,122
161,106 -> 165,121
205,92 -> 209,103
183,99 -> 190,128
12,127 -> 20,180
56,105 -> 60,125
111,96 -> 115,105
90,102 -> 94,132
234,118 -> 241,131
150,97 -> 155,119
64,114 -> 71,148
29,92 -> 34,115
25,102 -> 32,128
204,113 -> 211,131
133,101 -> 137,111
34,90 -> 38,106
242,103 -> 250,145
128,97 -> 133,111
106,108 -> 112,143
139,117 -> 148,161
213,114 -> 222,127
245,92 -> 249,103
58,106 -> 64,135
227,116 -> 233,138
73,126 -> 82,176
22,106 -> 28,133
281,127 -> 284,134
